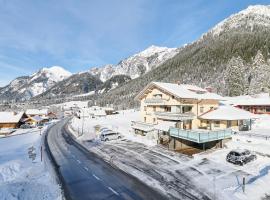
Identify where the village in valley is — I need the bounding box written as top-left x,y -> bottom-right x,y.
1,80 -> 270,199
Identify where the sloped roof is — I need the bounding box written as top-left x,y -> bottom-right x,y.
0,112 -> 25,123
135,82 -> 223,100
154,121 -> 176,132
26,109 -> 48,115
199,106 -> 257,120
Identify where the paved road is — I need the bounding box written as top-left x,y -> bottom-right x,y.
46,120 -> 167,200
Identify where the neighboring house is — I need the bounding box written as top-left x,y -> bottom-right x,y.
77,106 -> 107,119
133,82 -> 253,154
48,112 -> 58,120
26,109 -> 48,118
24,115 -> 49,126
0,112 -> 27,129
222,93 -> 270,114
235,99 -> 270,114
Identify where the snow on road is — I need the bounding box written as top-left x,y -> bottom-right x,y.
70,110 -> 270,200
0,128 -> 62,200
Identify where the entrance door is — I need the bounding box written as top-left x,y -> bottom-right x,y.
227,121 -> 232,128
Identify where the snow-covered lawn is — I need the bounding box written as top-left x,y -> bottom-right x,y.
0,127 -> 62,200
70,109 -> 157,146
69,110 -> 270,200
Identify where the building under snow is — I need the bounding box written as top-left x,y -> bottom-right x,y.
133,82 -> 256,153
222,93 -> 270,114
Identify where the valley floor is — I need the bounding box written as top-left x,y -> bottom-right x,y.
70,110 -> 270,200
0,126 -> 62,200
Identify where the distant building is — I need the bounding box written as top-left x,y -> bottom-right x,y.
0,112 -> 27,129
222,93 -> 270,114
25,109 -> 48,117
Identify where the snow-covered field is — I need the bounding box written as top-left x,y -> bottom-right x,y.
0,127 -> 62,200
70,110 -> 270,200
70,109 -> 157,146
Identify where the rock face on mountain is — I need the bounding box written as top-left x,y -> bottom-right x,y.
0,66 -> 71,101
95,5 -> 270,108
0,45 -> 178,102
2,5 -> 270,108
33,72 -> 103,99
89,45 -> 179,82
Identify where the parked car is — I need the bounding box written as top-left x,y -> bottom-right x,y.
20,124 -> 33,129
226,149 -> 256,166
100,130 -> 122,141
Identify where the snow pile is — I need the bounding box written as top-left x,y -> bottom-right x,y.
0,128 -> 62,200
194,134 -> 270,199
70,109 -> 157,146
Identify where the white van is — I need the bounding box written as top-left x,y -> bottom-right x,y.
100,130 -> 121,141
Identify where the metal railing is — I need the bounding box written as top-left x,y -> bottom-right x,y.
131,121 -> 154,132
169,127 -> 232,143
155,111 -> 195,120
144,98 -> 168,105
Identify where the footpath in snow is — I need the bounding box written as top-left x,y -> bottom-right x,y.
69,110 -> 270,200
0,127 -> 62,200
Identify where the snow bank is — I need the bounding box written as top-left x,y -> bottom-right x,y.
0,128 -> 62,200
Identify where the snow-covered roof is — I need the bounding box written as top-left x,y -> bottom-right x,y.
232,98 -> 270,106
199,106 -> 257,120
26,109 -> 48,116
0,112 -> 25,123
136,82 -> 223,100
222,93 -> 270,106
154,121 -> 176,132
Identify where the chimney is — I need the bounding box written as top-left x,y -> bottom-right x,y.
175,81 -> 181,85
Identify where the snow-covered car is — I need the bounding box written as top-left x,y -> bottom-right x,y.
20,124 -> 34,129
226,149 -> 256,166
100,131 -> 122,141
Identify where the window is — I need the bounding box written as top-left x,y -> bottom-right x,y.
164,106 -> 171,112
144,106 -> 147,111
266,107 -> 270,112
200,106 -> 204,113
154,94 -> 162,99
214,121 -> 220,127
172,95 -> 175,99
144,117 -> 146,122
153,118 -> 156,123
153,106 -> 156,112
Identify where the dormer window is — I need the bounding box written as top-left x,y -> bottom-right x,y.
153,94 -> 162,99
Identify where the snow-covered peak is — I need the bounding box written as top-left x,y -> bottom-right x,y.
89,45 -> 179,82
241,5 -> 270,17
33,66 -> 72,82
208,5 -> 270,36
136,45 -> 177,57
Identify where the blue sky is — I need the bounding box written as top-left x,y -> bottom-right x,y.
0,0 -> 269,86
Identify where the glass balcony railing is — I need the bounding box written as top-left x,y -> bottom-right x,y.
169,127 -> 232,143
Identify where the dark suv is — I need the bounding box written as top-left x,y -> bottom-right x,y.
226,149 -> 256,166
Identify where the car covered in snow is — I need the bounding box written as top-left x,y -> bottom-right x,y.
100,130 -> 122,141
226,149 -> 256,166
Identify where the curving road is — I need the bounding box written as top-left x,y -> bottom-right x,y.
46,119 -> 167,200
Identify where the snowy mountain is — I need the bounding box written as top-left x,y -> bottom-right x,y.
208,5 -> 270,37
89,45 -> 179,82
94,5 -> 270,108
0,66 -> 71,101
